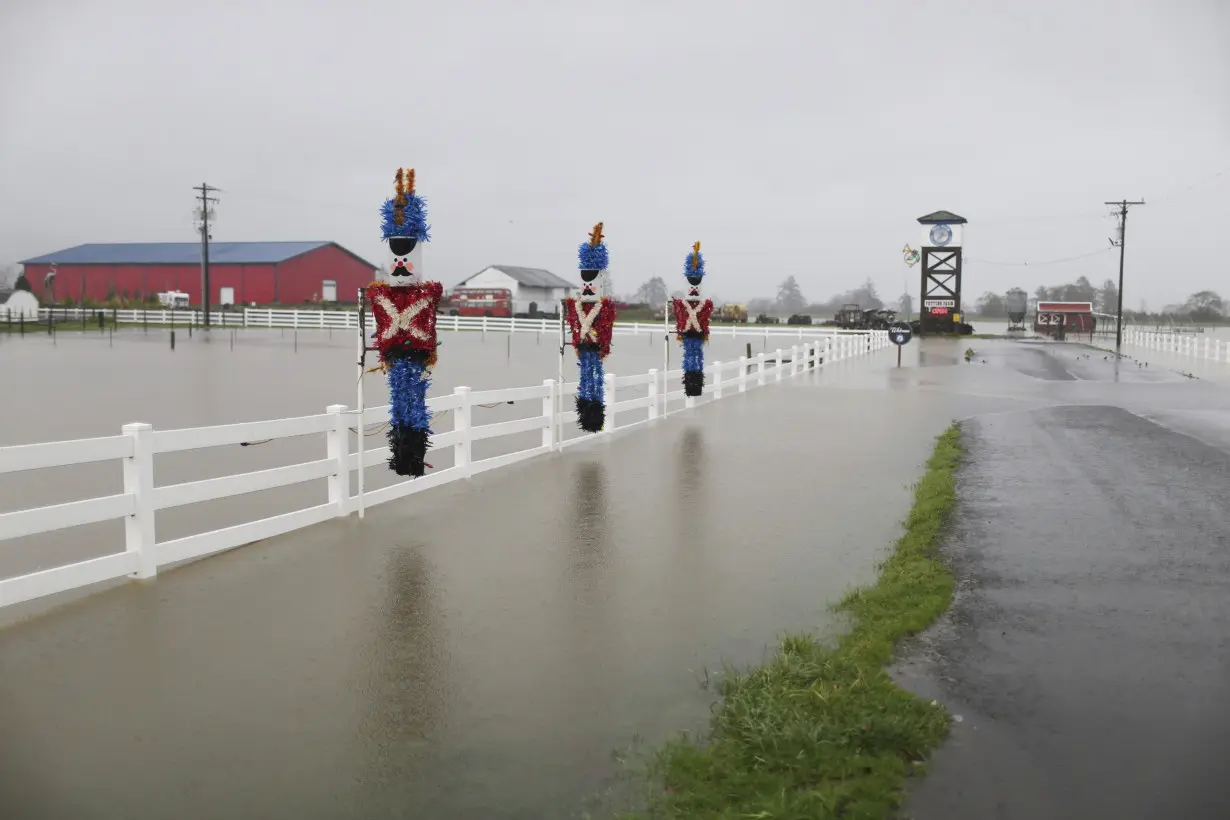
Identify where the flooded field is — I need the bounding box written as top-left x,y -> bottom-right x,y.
1,332 -> 1228,819
0,328 -> 815,579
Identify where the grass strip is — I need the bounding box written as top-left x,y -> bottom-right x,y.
619,423 -> 963,819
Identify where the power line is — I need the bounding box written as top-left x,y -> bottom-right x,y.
1145,165 -> 1230,205
965,247 -> 1114,267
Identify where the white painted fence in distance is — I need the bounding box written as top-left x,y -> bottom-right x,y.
10,306 -> 880,339
1123,327 -> 1230,363
0,332 -> 890,610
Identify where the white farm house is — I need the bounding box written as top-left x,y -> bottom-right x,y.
454,266 -> 577,314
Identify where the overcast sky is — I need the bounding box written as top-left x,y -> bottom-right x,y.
2,0 -> 1227,308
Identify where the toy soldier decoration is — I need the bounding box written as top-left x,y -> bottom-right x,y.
672,241 -> 713,397
563,222 -> 617,432
366,168 -> 443,477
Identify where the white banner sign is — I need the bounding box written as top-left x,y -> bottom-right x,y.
923,299 -> 955,308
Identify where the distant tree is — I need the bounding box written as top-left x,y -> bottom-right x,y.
1096,279 -> 1119,314
633,276 -> 669,307
13,273 -> 32,292
747,297 -> 774,315
1183,290 -> 1224,322
775,276 -> 807,313
975,292 -> 1007,317
898,292 -> 913,319
1070,275 -> 1097,303
849,277 -> 883,309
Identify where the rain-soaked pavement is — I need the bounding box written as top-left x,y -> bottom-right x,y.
3,333 -> 1230,818
898,345 -> 1230,819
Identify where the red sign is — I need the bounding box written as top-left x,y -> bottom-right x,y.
930,307 -> 949,315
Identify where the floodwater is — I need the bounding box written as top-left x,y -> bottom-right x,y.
2,330 -> 1229,818
0,327 -> 814,580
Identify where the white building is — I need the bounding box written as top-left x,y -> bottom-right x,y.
1,289 -> 39,319
453,265 -> 577,315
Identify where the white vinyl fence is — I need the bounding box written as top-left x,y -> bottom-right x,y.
7,306 -> 879,340
0,331 -> 889,610
1123,327 -> 1229,363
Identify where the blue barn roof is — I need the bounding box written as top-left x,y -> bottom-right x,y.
20,241 -> 373,267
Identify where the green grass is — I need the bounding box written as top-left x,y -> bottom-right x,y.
615,424 -> 963,820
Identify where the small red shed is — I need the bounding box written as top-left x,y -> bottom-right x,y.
1034,301 -> 1095,335
19,241 -> 377,306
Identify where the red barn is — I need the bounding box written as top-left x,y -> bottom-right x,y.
19,241 -> 378,306
1034,301 -> 1095,335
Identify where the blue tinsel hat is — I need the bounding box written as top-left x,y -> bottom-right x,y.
578,222 -> 609,270
380,168 -> 431,242
684,241 -> 705,279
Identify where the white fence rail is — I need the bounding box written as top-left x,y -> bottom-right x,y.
1122,327 -> 1229,363
9,306 -> 880,339
0,331 -> 890,610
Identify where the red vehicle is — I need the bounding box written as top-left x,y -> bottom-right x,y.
448,287 -> 514,318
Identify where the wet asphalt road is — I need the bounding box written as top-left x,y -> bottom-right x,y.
900,397 -> 1230,817
4,336 -> 1230,818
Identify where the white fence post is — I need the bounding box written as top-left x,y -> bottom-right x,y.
713,361 -> 723,399
455,386 -> 472,476
326,405 -> 350,517
757,352 -> 766,386
776,348 -> 784,382
121,422 -> 157,579
542,380 -> 555,449
648,368 -> 659,420
738,356 -> 748,392
604,372 -> 616,432
790,345 -> 799,376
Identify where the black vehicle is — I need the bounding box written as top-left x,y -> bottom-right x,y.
834,303 -> 866,329
787,313 -> 813,326
864,308 -> 898,330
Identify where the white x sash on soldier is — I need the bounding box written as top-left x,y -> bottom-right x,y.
576,301 -> 601,342
681,300 -> 704,333
377,295 -> 431,342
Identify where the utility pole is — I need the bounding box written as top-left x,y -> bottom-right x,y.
1105,198 -> 1145,355
194,183 -> 221,328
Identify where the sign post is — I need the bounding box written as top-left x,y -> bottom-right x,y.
888,321 -> 913,367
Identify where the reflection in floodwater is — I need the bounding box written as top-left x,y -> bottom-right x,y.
567,461 -> 611,573
674,427 -> 706,551
354,544 -> 449,806
918,347 -> 960,368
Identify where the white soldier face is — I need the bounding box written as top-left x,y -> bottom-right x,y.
579,267 -> 602,303
384,236 -> 422,287
685,273 -> 703,299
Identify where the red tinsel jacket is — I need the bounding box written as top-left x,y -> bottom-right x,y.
564,298 -> 617,359
367,281 -> 444,362
672,298 -> 713,341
